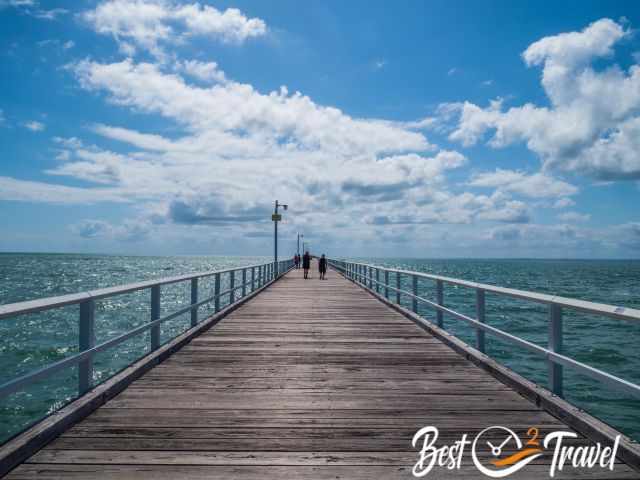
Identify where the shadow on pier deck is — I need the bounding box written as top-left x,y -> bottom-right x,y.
3,263 -> 639,479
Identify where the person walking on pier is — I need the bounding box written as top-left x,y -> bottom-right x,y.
318,254 -> 327,280
294,254 -> 300,269
302,251 -> 311,279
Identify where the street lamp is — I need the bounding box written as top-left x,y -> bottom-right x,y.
297,233 -> 304,257
273,200 -> 288,275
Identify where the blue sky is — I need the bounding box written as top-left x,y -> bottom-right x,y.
0,0 -> 639,257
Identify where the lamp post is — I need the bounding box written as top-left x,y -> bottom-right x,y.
273,200 -> 288,275
297,233 -> 304,257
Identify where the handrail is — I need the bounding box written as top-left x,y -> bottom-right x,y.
331,260 -> 640,322
328,259 -> 640,401
0,261 -> 276,320
0,259 -> 295,404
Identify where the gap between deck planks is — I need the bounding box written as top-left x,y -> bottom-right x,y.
6,262 -> 638,479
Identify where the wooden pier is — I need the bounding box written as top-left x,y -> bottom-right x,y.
3,263 -> 639,478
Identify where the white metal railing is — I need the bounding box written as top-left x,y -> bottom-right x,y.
0,259 -> 294,402
328,259 -> 640,400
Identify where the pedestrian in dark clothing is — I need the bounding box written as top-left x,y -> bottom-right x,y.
318,254 -> 327,280
302,251 -> 311,279
294,254 -> 300,269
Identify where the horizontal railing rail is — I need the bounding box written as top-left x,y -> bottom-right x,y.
328,259 -> 640,400
0,259 -> 294,402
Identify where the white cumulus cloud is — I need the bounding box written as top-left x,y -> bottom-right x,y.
82,0 -> 267,58
468,169 -> 577,198
445,18 -> 640,180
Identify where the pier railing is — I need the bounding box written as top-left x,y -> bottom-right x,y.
0,259 -> 294,404
328,259 -> 640,400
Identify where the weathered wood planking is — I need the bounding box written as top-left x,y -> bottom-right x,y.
6,262 -> 638,479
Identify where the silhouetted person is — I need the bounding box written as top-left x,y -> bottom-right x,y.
303,251 -> 311,279
318,254 -> 327,280
294,254 -> 300,269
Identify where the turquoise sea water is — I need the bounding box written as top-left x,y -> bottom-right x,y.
0,254 -> 639,445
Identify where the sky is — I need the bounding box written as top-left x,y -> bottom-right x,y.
0,0 -> 639,258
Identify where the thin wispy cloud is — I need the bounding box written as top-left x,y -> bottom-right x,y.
22,120 -> 45,131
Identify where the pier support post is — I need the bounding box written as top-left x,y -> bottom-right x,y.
191,278 -> 198,327
242,268 -> 247,297
230,270 -> 235,304
251,267 -> 255,292
412,275 -> 418,313
150,285 -> 161,351
436,280 -> 443,328
395,272 -> 401,304
214,272 -> 221,312
375,268 -> 380,293
384,270 -> 389,299
476,289 -> 485,353
549,304 -> 563,397
78,299 -> 95,395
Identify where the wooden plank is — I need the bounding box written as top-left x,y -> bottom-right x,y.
6,464 -> 639,479
26,449 -> 628,467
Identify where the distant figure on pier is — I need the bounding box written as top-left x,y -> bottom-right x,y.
302,251 -> 311,279
318,254 -> 327,280
294,254 -> 300,269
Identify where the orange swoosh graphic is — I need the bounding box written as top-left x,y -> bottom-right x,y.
491,448 -> 543,467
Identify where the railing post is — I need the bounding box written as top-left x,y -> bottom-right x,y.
375,268 -> 380,293
384,270 -> 389,299
369,267 -> 373,289
251,267 -> 255,292
476,289 -> 485,353
229,270 -> 235,304
78,299 -> 95,395
412,275 -> 418,313
549,304 -> 563,397
191,278 -> 198,327
395,271 -> 401,304
151,285 -> 160,351
242,268 -> 247,297
436,280 -> 443,328
214,272 -> 221,312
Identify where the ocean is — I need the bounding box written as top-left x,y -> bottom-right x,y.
0,253 -> 639,445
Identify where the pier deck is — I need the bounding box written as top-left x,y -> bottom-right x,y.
5,263 -> 638,479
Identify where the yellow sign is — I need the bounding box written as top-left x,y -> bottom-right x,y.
271,214 -> 282,221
